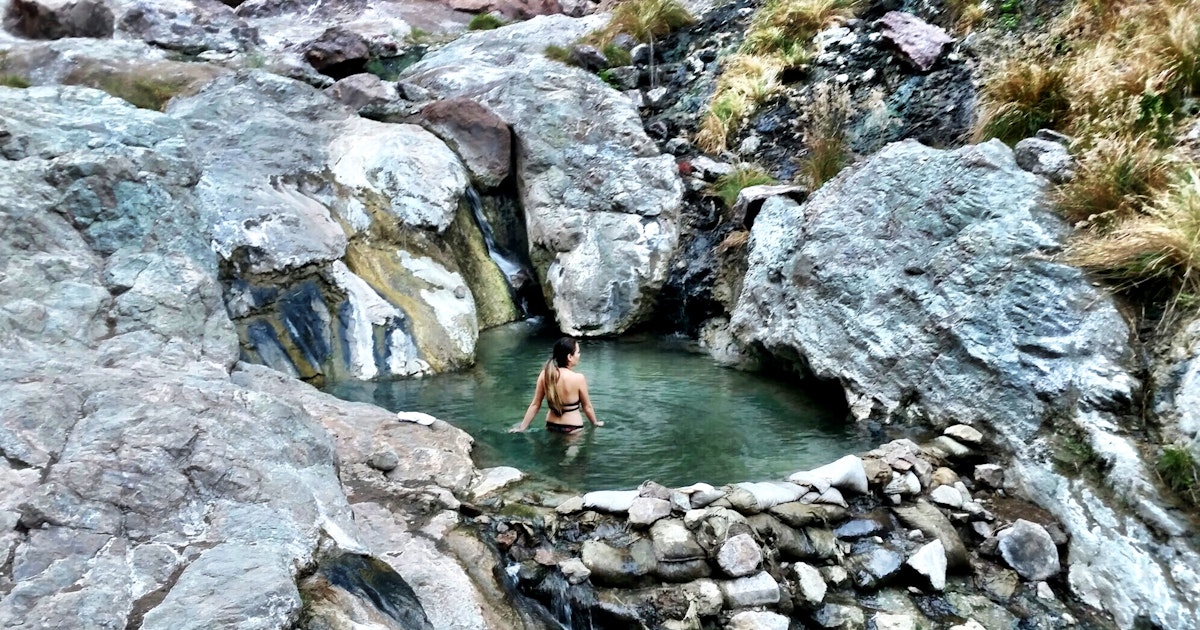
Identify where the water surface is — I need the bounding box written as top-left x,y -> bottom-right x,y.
326,322 -> 870,491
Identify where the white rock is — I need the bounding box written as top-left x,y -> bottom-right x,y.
728,610 -> 789,630
559,558 -> 591,584
555,496 -> 584,514
944,424 -> 983,445
628,497 -> 672,526
874,613 -> 916,630
954,481 -> 973,504
930,485 -> 963,509
396,411 -> 437,425
717,533 -> 763,577
974,464 -> 1003,488
794,562 -> 827,606
469,466 -> 524,498
789,455 -> 869,494
582,490 -> 639,513
1037,581 -> 1056,600
906,539 -> 947,591
720,571 -> 780,608
949,621 -> 986,630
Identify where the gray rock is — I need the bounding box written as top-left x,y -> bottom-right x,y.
930,485 -> 964,509
906,539 -> 947,591
656,558 -> 711,582
325,73 -> 395,113
997,519 -> 1060,581
559,557 -> 591,584
651,519 -> 705,561
303,26 -> 369,77
5,0 -> 115,39
581,539 -> 656,586
469,466 -> 524,498
403,15 -> 682,337
367,450 -> 400,471
973,464 -> 1004,489
117,0 -> 257,54
944,424 -> 984,445
730,184 -> 805,228
628,497 -> 672,527
716,533 -> 762,577
719,571 -> 779,608
845,546 -> 903,590
813,603 -> 865,630
606,65 -> 640,90
879,11 -> 953,72
729,610 -> 790,630
569,43 -> 608,71
893,501 -> 968,570
745,514 -> 815,561
1014,137 -> 1075,184
833,511 -> 890,539
793,562 -> 826,606
555,496 -> 585,514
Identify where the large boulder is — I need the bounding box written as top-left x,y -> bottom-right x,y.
4,0 -> 114,39
403,15 -> 684,336
167,71 -> 494,379
731,139 -> 1200,628
115,0 -> 258,54
417,97 -> 512,189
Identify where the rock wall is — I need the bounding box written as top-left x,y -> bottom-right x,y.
728,139 -> 1199,628
0,84 -> 513,629
403,15 -> 685,336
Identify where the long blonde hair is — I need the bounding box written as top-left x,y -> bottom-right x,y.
542,337 -> 577,413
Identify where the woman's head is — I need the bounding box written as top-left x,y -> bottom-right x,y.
551,337 -> 578,368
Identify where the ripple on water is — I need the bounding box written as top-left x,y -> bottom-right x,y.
325,321 -> 871,491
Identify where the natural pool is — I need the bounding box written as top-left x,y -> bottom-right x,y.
326,321 -> 872,491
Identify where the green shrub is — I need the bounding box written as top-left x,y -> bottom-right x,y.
468,14 -> 505,31
0,75 -> 30,89
1156,444 -> 1199,503
709,164 -> 777,209
98,76 -> 188,111
544,45 -> 572,63
603,43 -> 632,67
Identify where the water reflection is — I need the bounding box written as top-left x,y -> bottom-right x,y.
325,321 -> 870,491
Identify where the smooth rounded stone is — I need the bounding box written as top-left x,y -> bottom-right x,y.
559,557 -> 591,585
905,539 -> 947,591
651,519 -> 706,561
367,449 -> 400,471
907,529 -> 925,541
793,562 -> 827,607
395,411 -> 438,426
769,502 -> 848,528
846,546 -> 903,590
555,496 -> 585,514
929,485 -> 963,509
582,489 -> 639,513
788,455 -> 869,495
834,511 -> 892,539
973,464 -> 1004,489
6,0 -> 115,39
944,424 -> 984,445
812,603 -> 866,630
469,466 -> 525,498
745,514 -> 815,561
628,497 -> 672,527
873,613 -> 916,630
885,471 -> 921,496
719,571 -> 780,608
930,467 -> 959,488
656,558 -> 712,583
415,97 -> 511,189
716,533 -> 762,578
997,519 -> 1060,581
728,610 -> 790,630
1014,137 -> 1076,184
928,436 -> 972,460
581,538 -> 656,587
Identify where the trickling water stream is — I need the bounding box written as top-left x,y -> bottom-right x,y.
326,321 -> 870,491
465,186 -> 534,317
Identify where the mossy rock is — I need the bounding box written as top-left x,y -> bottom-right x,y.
447,203 -> 519,330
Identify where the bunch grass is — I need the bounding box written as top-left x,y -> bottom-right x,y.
709,164 -> 777,209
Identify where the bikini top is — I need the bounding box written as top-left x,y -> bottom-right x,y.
551,400 -> 581,415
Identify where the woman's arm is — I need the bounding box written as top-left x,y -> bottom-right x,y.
511,372 -> 545,432
579,376 -> 604,427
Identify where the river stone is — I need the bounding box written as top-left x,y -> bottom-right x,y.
367,449 -> 400,472
906,539 -> 947,591
651,519 -> 705,561
804,527 -> 838,560
325,72 -> 395,112
629,497 -> 672,527
720,571 -> 780,608
813,603 -> 865,630
716,533 -> 762,577
729,610 -> 790,630
1014,137 -> 1076,184
789,455 -> 869,495
944,424 -> 984,445
974,464 -> 1004,489
5,0 -> 115,39
769,502 -> 848,528
582,490 -> 639,513
997,519 -> 1060,581
846,546 -> 903,590
929,485 -> 963,509
403,15 -> 683,336
793,562 -> 827,606
469,466 -> 524,498
893,501 -> 968,569
559,557 -> 591,584
834,511 -> 891,539
555,496 -> 585,514
581,538 -> 656,587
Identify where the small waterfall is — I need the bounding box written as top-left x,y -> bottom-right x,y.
465,186 -> 533,316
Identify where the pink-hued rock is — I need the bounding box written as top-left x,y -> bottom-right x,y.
417,97 -> 512,189
879,11 -> 953,72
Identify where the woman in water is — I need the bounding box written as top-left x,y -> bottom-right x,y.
510,337 -> 604,434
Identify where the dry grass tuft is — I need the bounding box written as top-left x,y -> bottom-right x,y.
1056,135 -> 1175,228
974,61 -> 1069,144
589,0 -> 696,47
796,83 -> 851,191
715,229 -> 751,254
696,55 -> 784,153
742,0 -> 859,64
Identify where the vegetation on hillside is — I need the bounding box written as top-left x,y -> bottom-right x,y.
546,0 -> 695,64
468,14 -> 506,31
975,0 -> 1200,312
696,0 -> 861,153
709,163 -> 776,208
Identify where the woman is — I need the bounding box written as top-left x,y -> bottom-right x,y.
510,337 -> 604,434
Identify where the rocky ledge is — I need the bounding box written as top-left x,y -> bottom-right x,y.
479,426 -> 1109,629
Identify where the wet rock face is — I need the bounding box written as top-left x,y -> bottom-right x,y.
4,0 -> 114,40
403,15 -> 684,336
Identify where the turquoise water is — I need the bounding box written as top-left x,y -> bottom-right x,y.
325,321 -> 871,491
